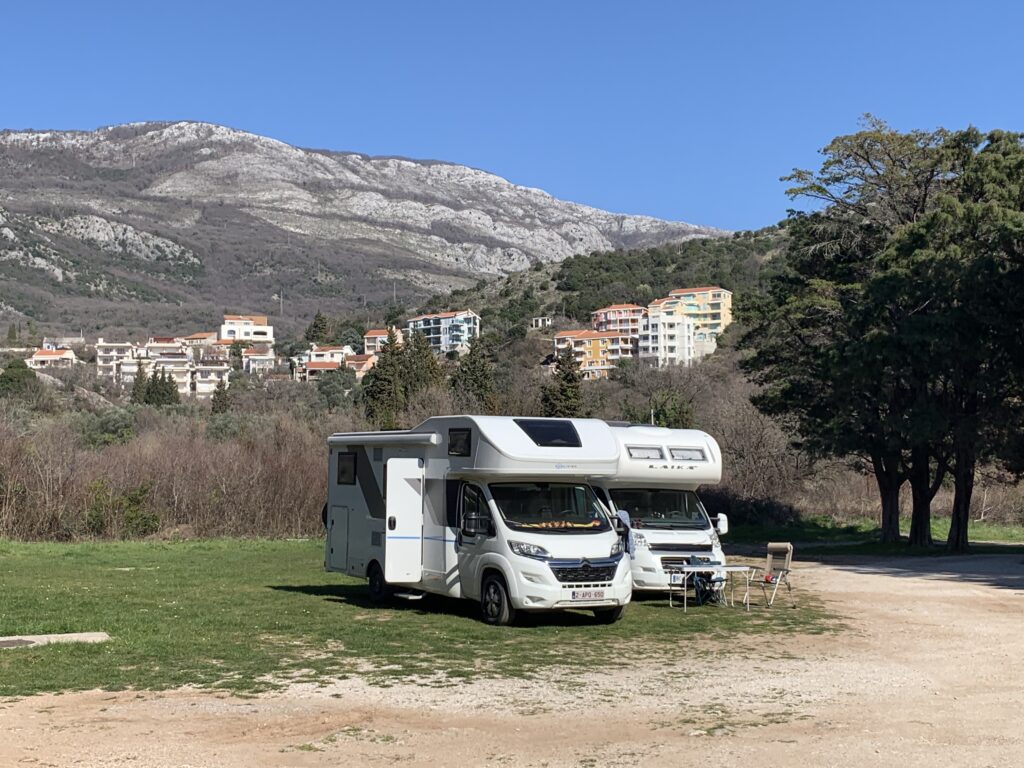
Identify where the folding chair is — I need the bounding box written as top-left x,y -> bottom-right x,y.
751,542 -> 793,607
692,555 -> 726,606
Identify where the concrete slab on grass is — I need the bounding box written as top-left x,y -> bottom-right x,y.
0,632 -> 110,649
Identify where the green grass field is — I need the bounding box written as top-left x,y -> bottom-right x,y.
730,514 -> 1024,551
0,539 -> 832,697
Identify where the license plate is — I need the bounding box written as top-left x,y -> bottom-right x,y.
571,589 -> 605,601
670,573 -> 684,585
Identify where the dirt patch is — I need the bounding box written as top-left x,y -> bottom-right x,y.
1,557 -> 1021,767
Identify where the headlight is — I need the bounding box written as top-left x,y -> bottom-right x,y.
632,532 -> 648,549
509,540 -> 550,560
610,538 -> 623,556
709,530 -> 720,548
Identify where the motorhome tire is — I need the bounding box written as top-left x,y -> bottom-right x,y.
593,606 -> 625,624
481,573 -> 516,626
367,562 -> 389,603
321,503 -> 328,529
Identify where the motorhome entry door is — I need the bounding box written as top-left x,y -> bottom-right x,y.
384,458 -> 424,583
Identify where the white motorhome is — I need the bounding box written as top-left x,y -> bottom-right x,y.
325,416 -> 633,625
593,425 -> 727,592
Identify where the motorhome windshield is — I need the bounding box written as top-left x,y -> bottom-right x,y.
488,482 -> 611,533
610,488 -> 711,530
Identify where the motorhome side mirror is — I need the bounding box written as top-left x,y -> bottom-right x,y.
715,513 -> 729,536
486,520 -> 496,537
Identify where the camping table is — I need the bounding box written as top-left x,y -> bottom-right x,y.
665,565 -> 752,612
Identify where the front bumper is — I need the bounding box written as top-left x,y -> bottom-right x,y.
629,547 -> 726,591
510,555 -> 633,611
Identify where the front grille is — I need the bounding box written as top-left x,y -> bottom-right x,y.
650,542 -> 713,553
551,565 -> 617,583
549,555 -> 621,584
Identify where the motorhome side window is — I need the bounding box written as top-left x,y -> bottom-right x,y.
448,428 -> 472,456
460,484 -> 491,536
336,452 -> 356,485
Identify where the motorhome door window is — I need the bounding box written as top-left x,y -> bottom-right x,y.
513,419 -> 582,448
336,452 -> 356,485
460,484 -> 491,536
448,428 -> 472,456
489,483 -> 610,533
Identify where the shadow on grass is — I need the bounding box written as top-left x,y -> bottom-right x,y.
268,584 -> 624,627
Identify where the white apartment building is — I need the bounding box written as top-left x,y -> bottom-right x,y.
308,344 -> 355,365
638,304 -> 696,368
220,314 -> 275,345
193,363 -> 231,397
95,339 -> 134,379
363,327 -> 403,354
407,310 -> 480,355
242,345 -> 277,376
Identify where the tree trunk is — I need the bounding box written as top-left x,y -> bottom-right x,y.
947,438 -> 976,553
872,453 -> 903,544
907,444 -> 936,548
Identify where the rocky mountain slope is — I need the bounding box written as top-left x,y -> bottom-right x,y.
0,121 -> 722,335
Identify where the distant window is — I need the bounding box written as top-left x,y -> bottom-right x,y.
337,452 -> 356,485
448,428 -> 472,457
514,419 -> 582,448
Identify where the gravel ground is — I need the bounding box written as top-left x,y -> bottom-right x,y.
1,555 -> 1021,767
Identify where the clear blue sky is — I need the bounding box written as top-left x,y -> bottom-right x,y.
2,1 -> 1022,230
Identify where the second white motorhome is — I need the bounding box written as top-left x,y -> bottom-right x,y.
325,416 -> 633,625
594,425 -> 728,592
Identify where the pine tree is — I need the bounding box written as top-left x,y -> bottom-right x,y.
542,347 -> 584,418
401,330 -> 443,398
304,310 -> 329,343
129,368 -> 149,404
143,369 -> 162,406
5,324 -> 16,344
450,335 -> 496,412
211,378 -> 231,413
362,327 -> 406,428
163,370 -> 181,405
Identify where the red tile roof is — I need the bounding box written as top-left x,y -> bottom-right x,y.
32,349 -> 73,357
306,361 -> 341,370
364,329 -> 389,337
345,354 -> 375,363
591,304 -> 645,313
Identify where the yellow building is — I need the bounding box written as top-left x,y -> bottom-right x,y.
654,285 -> 733,355
553,329 -> 637,380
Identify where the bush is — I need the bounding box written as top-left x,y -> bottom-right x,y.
79,408 -> 135,447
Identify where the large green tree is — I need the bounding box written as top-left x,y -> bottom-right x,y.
880,130 -> 1024,551
741,118 -> 957,544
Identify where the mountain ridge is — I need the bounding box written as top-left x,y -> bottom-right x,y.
0,121 -> 725,336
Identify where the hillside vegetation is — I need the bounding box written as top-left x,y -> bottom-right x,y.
417,227 -> 785,332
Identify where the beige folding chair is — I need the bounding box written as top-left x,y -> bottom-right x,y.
750,542 -> 793,607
